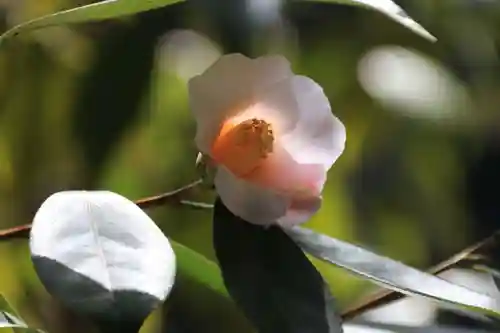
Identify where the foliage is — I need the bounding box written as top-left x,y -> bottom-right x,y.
0,0 -> 500,333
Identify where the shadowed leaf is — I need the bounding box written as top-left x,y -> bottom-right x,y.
344,321 -> 497,333
213,198 -> 343,333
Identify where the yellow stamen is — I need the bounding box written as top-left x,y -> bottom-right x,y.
212,118 -> 274,177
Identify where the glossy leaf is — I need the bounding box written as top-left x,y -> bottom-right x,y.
0,295 -> 39,332
0,308 -> 26,330
213,198 -> 343,333
0,295 -> 23,322
30,191 -> 176,331
472,265 -> 500,300
310,0 -> 436,41
0,0 -> 182,45
476,246 -> 500,294
0,312 -> 32,332
285,226 -> 500,316
490,268 -> 500,292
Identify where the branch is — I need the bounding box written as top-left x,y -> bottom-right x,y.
133,179 -> 202,209
0,179 -> 204,240
3,182 -> 499,321
341,230 -> 500,320
0,224 -> 31,239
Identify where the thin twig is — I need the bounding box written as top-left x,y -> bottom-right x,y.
134,179 -> 203,208
2,186 -> 500,320
179,200 -> 214,210
0,179 -> 204,240
341,230 -> 500,320
0,224 -> 31,239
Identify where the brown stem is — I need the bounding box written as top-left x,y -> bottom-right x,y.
0,179 -> 203,240
341,230 -> 500,320
0,224 -> 31,239
133,179 -> 202,209
3,184 -> 499,321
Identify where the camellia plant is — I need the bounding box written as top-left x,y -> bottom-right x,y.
1,1 -> 500,333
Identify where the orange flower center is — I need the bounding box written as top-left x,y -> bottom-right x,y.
211,118 -> 274,178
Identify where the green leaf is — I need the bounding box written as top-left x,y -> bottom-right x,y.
309,0 -> 436,42
0,296 -> 21,321
163,276 -> 253,333
285,226 -> 500,317
474,265 -> 500,292
475,244 -> 500,294
0,0 -> 183,45
212,198 -> 343,333
171,240 -> 228,297
0,295 -> 39,332
0,310 -> 27,329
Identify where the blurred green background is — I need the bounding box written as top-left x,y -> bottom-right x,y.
1,0 -> 500,332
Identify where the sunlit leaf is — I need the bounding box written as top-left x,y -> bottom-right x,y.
0,296 -> 22,323
474,244 -> 500,295
285,227 -> 500,316
0,0 -> 183,45
213,198 -> 343,333
0,309 -> 26,329
30,191 -> 177,332
309,0 -> 436,41
472,265 -> 500,297
0,295 -> 39,332
489,268 -> 500,292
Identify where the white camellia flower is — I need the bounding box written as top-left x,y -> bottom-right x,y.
189,54 -> 346,226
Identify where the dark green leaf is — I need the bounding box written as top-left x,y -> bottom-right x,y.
285,227 -> 500,317
345,322 -> 497,333
0,0 -> 183,45
213,198 -> 343,333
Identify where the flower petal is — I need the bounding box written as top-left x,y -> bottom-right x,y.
189,54 -> 293,153
240,142 -> 326,226
280,76 -> 346,170
277,195 -> 322,227
231,77 -> 302,137
214,166 -> 289,225
253,55 -> 293,87
243,142 -> 327,196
